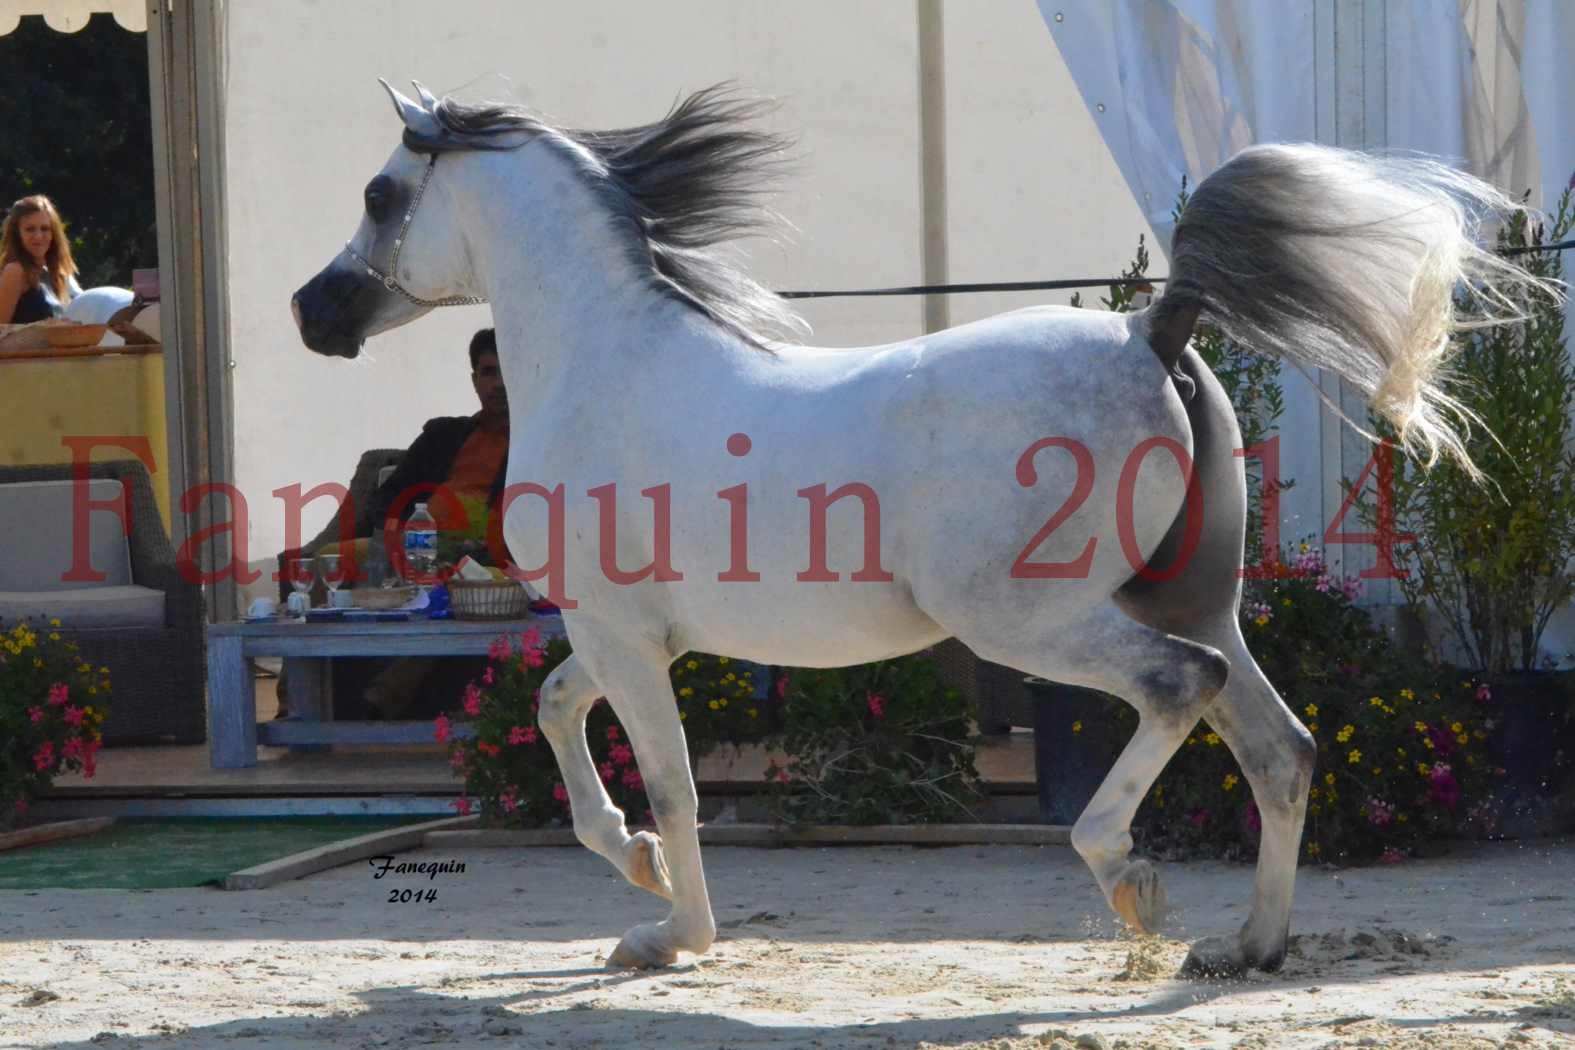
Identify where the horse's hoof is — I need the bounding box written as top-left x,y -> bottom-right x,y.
606,923 -> 679,970
1110,860 -> 1167,934
1180,934 -> 1247,979
627,831 -> 673,900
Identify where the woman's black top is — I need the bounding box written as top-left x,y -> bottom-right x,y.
11,271 -> 79,323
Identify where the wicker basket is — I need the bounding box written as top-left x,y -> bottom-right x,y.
447,578 -> 532,621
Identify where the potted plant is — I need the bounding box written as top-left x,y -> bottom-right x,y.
1379,188 -> 1575,809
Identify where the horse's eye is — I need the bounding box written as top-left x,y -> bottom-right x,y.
364,176 -> 395,222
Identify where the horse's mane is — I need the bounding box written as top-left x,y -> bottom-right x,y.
432,86 -> 808,348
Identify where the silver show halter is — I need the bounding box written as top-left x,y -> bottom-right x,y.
342,155 -> 487,308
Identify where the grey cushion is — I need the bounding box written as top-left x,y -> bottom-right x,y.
0,479 -> 133,590
0,585 -> 165,628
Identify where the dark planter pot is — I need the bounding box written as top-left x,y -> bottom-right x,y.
1487,670 -> 1575,801
1027,677 -> 1134,825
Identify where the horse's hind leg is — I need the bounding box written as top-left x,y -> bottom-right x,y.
537,653 -> 672,900
963,603 -> 1229,934
1174,616 -> 1315,976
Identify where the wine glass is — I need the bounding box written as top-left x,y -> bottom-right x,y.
317,553 -> 343,604
288,557 -> 315,614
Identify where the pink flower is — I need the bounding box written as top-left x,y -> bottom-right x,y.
606,725 -> 620,742
1315,574 -> 1334,593
462,683 -> 483,717
451,795 -> 473,815
501,787 -> 519,813
775,674 -> 790,700
1366,798 -> 1395,828
552,782 -> 569,804
27,706 -> 43,724
609,744 -> 634,767
1186,806 -> 1211,829
449,746 -> 469,772
433,714 -> 451,744
507,725 -> 528,745
32,742 -> 55,773
63,737 -> 85,762
622,768 -> 644,791
1428,763 -> 1461,809
1243,800 -> 1262,834
867,692 -> 886,719
775,768 -> 790,783
520,627 -> 541,650
63,706 -> 85,728
482,666 -> 496,686
1380,847 -> 1405,865
1426,724 -> 1456,757
599,762 -> 616,783
522,647 -> 544,669
476,741 -> 501,758
487,635 -> 512,662
48,682 -> 68,707
1475,684 -> 1492,703
1340,577 -> 1363,601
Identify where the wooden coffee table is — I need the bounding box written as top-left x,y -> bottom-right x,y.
206,616 -> 567,768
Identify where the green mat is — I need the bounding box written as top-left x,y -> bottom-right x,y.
0,817 -> 415,889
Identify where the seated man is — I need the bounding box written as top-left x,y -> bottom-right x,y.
279,327 -> 512,719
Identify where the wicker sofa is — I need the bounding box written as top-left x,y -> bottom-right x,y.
0,459 -> 206,744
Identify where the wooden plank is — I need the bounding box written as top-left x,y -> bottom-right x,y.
258,720 -> 474,746
0,817 -> 115,853
424,823 -> 1073,850
206,632 -> 256,768
223,814 -> 478,890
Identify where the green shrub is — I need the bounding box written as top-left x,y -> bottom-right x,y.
764,653 -> 983,825
0,619 -> 111,831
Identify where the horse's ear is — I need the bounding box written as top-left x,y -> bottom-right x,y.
379,77 -> 443,141
412,81 -> 441,111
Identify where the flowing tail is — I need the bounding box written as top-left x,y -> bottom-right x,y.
1148,142 -> 1562,478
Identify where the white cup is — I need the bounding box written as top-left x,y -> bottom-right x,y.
247,597 -> 277,619
329,589 -> 355,608
286,592 -> 311,616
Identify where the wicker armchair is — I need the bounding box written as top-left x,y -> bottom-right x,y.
0,459 -> 206,744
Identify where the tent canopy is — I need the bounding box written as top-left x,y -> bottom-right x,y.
1,1 -> 146,35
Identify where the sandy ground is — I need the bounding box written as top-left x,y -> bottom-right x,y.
2,839 -> 1574,1050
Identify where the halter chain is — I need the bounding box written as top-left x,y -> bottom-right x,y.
343,155 -> 487,308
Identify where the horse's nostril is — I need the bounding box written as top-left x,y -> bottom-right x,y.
290,295 -> 304,332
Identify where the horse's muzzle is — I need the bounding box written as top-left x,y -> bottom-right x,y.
291,266 -> 379,358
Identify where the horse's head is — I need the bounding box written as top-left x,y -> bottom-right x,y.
291,80 -> 499,358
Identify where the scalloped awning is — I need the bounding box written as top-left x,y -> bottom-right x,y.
0,0 -> 146,35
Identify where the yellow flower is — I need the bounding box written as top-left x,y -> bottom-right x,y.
1185,736 -> 1197,746
718,698 -> 728,708
1473,729 -> 1487,741
707,700 -> 719,711
88,686 -> 97,695
1417,762 -> 1431,777
679,711 -> 687,721
1414,721 -> 1428,733
48,618 -> 61,627
1371,767 -> 1383,776
722,673 -> 735,683
1307,842 -> 1322,857
1397,813 -> 1408,823
1254,614 -> 1270,627
1324,772 -> 1335,786
1456,733 -> 1469,745
1423,737 -> 1435,750
48,632 -> 60,641
686,660 -> 699,671
1222,773 -> 1239,791
1368,696 -> 1384,707
747,708 -> 758,718
678,686 -> 694,698
1336,724 -> 1355,743
1299,542 -> 1309,553
1347,749 -> 1362,765
717,656 -> 730,665
1072,721 -> 1083,734
1281,598 -> 1292,607
1399,688 -> 1415,701
1204,732 -> 1221,746
1395,747 -> 1407,757
1304,703 -> 1319,718
1450,722 -> 1464,734
1308,722 -> 1319,734
33,658 -> 42,668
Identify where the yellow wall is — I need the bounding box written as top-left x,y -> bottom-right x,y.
0,348 -> 172,528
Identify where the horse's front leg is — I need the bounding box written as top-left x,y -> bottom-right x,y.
536,653 -> 672,900
572,636 -> 715,969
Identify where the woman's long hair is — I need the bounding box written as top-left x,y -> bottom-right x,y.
0,195 -> 76,299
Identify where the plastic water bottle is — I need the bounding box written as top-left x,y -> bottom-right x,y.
403,502 -> 438,584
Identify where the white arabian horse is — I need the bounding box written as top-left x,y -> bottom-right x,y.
293,81 -> 1549,975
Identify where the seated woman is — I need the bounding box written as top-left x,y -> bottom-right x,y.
0,195 -> 83,324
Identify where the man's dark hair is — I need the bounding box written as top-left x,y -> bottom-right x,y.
469,328 -> 497,370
